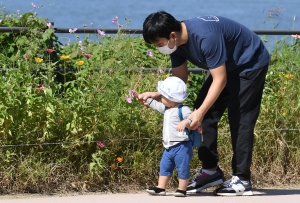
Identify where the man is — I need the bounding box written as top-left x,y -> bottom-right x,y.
137,10 -> 270,196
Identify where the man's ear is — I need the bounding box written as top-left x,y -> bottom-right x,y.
169,32 -> 177,39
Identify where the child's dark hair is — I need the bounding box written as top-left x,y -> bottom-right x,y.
143,10 -> 182,44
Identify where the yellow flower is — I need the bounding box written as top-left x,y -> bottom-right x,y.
285,74 -> 294,79
76,60 -> 85,66
60,55 -> 70,60
116,157 -> 123,163
35,57 -> 43,63
163,74 -> 170,79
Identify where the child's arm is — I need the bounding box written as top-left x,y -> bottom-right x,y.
176,106 -> 193,131
176,119 -> 192,132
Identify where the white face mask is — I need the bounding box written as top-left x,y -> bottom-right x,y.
157,39 -> 177,54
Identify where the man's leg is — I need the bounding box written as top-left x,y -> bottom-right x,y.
215,64 -> 269,196
187,76 -> 229,193
194,75 -> 230,169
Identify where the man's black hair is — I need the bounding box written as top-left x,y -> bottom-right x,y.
143,10 -> 182,44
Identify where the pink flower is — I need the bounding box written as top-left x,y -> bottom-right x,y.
46,48 -> 55,53
125,97 -> 132,103
69,28 -> 77,33
291,34 -> 300,39
23,54 -> 30,59
118,24 -> 123,27
146,50 -> 153,57
31,3 -> 39,8
112,16 -> 118,24
97,29 -> 105,36
84,54 -> 92,59
128,90 -> 134,99
47,22 -> 54,29
97,141 -> 105,148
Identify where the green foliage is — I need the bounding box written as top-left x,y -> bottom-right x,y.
0,7 -> 300,194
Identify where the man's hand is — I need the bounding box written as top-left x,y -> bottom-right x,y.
187,109 -> 203,130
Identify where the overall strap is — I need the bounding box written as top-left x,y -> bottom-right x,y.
178,105 -> 184,121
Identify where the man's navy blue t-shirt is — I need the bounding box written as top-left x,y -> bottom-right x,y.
170,16 -> 270,73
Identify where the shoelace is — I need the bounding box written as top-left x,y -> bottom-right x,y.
223,175 -> 237,186
192,170 -> 202,181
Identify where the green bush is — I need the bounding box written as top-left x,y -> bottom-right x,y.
0,8 -> 299,194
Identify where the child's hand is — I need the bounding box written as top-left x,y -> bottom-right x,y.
132,90 -> 149,107
176,120 -> 190,132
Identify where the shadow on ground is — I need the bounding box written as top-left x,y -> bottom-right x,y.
187,189 -> 300,197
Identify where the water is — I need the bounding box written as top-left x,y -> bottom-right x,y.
1,0 -> 300,49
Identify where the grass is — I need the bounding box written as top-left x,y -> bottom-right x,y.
0,7 -> 300,194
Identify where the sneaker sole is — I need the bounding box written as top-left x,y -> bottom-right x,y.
174,193 -> 186,197
146,190 -> 166,196
186,179 -> 223,194
214,190 -> 254,196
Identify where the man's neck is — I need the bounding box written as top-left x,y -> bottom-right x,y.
177,22 -> 188,46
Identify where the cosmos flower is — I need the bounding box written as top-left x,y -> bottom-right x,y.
116,157 -> 123,163
97,141 -> 105,148
112,16 -> 118,24
69,28 -> 77,33
97,29 -> 105,36
146,50 -> 153,57
35,57 -> 43,63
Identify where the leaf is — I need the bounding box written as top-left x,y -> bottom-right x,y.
89,162 -> 96,171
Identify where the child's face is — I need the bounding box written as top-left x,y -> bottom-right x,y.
161,95 -> 178,108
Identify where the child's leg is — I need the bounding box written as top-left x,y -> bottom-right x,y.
146,149 -> 174,195
157,176 -> 171,189
175,142 -> 193,191
178,178 -> 189,190
158,148 -> 175,189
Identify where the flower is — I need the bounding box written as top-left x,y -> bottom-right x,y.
80,46 -> 86,51
291,34 -> 300,39
128,90 -> 134,98
97,29 -> 105,36
112,16 -> 118,24
23,54 -> 30,59
76,60 -> 85,66
35,86 -> 46,92
116,157 -> 123,163
285,73 -> 294,79
96,141 -> 105,148
69,28 -> 77,33
35,57 -> 43,63
60,55 -> 70,60
46,48 -> 55,53
146,50 -> 153,57
84,54 -> 92,59
59,119 -> 63,123
47,22 -> 54,29
163,74 -> 170,79
111,164 -> 117,169
125,97 -> 132,103
31,3 -> 39,8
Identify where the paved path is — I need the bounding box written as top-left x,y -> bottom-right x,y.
1,189 -> 300,203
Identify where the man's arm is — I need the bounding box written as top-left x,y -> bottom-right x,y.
171,61 -> 188,83
189,63 -> 227,129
